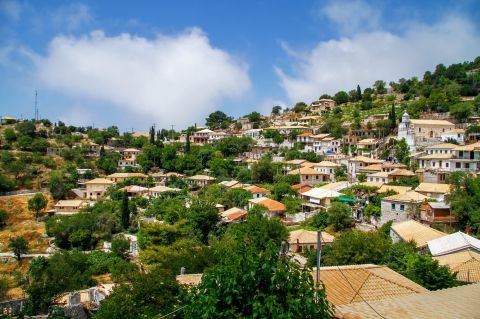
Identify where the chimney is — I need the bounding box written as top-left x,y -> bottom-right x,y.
466,225 -> 471,235
180,267 -> 186,275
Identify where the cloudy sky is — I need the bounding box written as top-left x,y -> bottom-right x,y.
1,0 -> 479,131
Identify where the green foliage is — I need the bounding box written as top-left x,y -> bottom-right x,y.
144,197 -> 186,223
97,149 -> 121,174
111,237 -> 130,259
447,172 -> 480,234
216,136 -> 254,157
0,278 -> 8,301
304,211 -> 329,230
251,156 -> 275,184
206,111 -> 233,129
382,242 -> 458,290
333,91 -> 349,105
185,242 -> 333,318
25,251 -> 128,314
120,191 -> 130,230
15,120 -> 36,137
394,138 -> 410,165
0,174 -> 14,192
449,101 -> 473,123
364,204 -> 381,221
95,269 -> 181,319
357,172 -> 367,183
272,181 -> 297,201
292,102 -> 307,113
0,209 -> 8,227
28,193 -> 47,218
46,202 -> 120,249
9,236 -> 29,260
272,105 -> 282,115
327,202 -> 352,231
322,230 -> 391,266
3,128 -> 17,143
284,197 -> 302,214
186,198 -> 220,244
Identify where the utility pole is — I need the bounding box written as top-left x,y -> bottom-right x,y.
316,230 -> 322,286
34,90 -> 38,121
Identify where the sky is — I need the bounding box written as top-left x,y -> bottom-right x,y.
1,0 -> 479,132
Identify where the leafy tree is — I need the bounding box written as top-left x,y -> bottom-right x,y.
186,198 -> 220,244
305,211 -> 329,230
364,204 -> 381,221
219,188 -> 252,209
389,104 -> 397,129
0,209 -> 8,227
15,120 -> 36,137
251,156 -> 275,184
449,102 -> 473,123
28,193 -> 47,219
356,85 -> 362,100
111,237 -> 131,259
3,128 -> 17,143
217,136 -> 254,157
185,131 -> 191,153
292,102 -> 308,113
0,278 -> 8,301
149,125 -> 155,144
272,181 -> 297,201
322,230 -> 391,266
272,105 -> 282,115
0,174 -> 14,192
245,111 -> 262,126
9,236 -> 29,260
327,202 -> 352,231
394,138 -> 410,165
95,269 -> 181,319
374,80 -> 387,94
120,191 -> 130,230
333,91 -> 349,105
185,243 -> 334,318
206,111 -> 232,129
447,173 -> 480,233
357,172 -> 367,183
48,171 -> 67,200
284,197 -> 302,214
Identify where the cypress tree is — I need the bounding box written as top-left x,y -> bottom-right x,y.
120,191 -> 130,230
185,131 -> 191,153
356,85 -> 362,100
149,126 -> 155,144
390,104 -> 396,129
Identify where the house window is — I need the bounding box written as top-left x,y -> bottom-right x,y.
391,203 -> 396,210
446,163 -> 449,168
400,204 -> 405,211
456,162 -> 461,168
465,163 -> 470,169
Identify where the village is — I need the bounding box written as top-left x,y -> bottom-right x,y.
1,58 -> 480,318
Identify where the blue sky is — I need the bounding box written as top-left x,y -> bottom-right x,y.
1,0 -> 479,132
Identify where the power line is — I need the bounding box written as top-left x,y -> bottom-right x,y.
335,266 -> 388,319
157,305 -> 187,319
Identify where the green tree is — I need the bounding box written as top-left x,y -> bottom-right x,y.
322,230 -> 391,266
333,91 -> 349,105
272,105 -> 282,115
327,202 -> 352,231
28,193 -> 47,219
272,181 -> 297,201
389,104 -> 397,129
95,270 -> 181,319
0,210 -> 8,228
3,128 -> 17,143
374,80 -> 387,94
206,111 -> 232,129
186,199 -> 220,244
356,84 -> 362,100
111,237 -> 130,259
251,157 -> 275,184
120,191 -> 130,230
449,102 -> 473,123
15,120 -> 36,137
48,171 -> 67,200
185,243 -> 334,318
394,138 -> 410,165
292,102 -> 308,113
9,236 -> 29,260
447,173 -> 480,233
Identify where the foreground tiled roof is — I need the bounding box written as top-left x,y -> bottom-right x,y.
382,190 -> 427,202
415,183 -> 451,194
391,220 -> 446,248
335,283 -> 480,319
434,251 -> 480,283
288,229 -> 335,244
313,264 -> 427,306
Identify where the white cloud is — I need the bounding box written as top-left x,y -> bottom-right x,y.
320,0 -> 381,35
276,15 -> 480,104
31,28 -> 250,129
